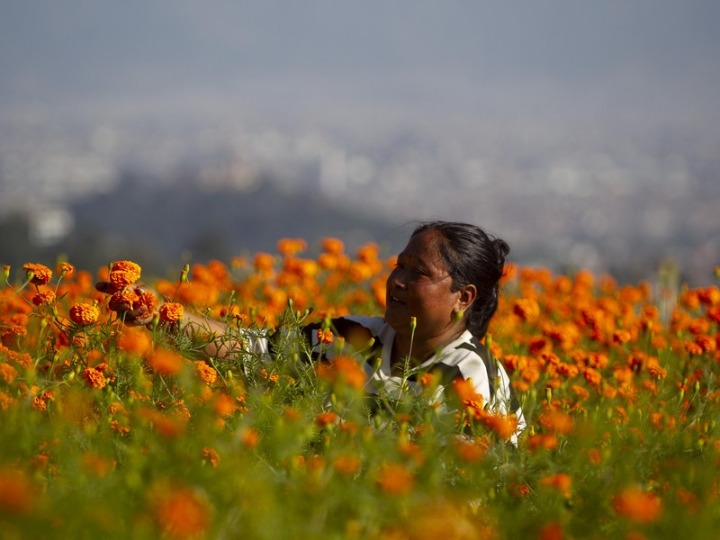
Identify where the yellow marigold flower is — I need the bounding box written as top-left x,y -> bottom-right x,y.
82,367 -> 107,389
159,302 -> 185,324
32,290 -> 56,306
23,262 -> 53,286
613,486 -> 663,523
69,303 -> 100,325
146,348 -> 185,377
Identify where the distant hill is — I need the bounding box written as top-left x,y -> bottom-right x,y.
48,174 -> 409,277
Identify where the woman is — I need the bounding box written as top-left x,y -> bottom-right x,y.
99,221 -> 525,439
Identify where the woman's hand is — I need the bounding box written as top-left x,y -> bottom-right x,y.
95,281 -> 160,326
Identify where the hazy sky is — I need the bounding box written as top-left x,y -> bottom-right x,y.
2,0 -> 719,133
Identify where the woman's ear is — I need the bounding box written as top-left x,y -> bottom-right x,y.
457,284 -> 477,311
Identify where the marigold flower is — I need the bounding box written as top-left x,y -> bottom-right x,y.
108,260 -> 142,287
82,367 -> 107,389
151,484 -> 212,539
57,262 -> 75,276
315,356 -> 366,390
32,289 -> 56,306
316,328 -> 334,345
69,303 -> 100,325
539,473 -> 573,498
23,262 -> 52,286
539,409 -> 575,435
0,363 -> 18,385
612,486 -> 663,523
194,360 -> 217,386
159,302 -> 185,324
513,298 -> 540,322
376,463 -> 414,495
0,467 -> 36,514
333,454 -> 361,476
146,348 -> 185,376
242,427 -> 260,448
277,238 -> 307,256
201,447 -> 220,468
315,411 -> 339,427
117,327 -> 151,355
321,237 -> 345,255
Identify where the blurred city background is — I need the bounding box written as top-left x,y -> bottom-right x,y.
1,1 -> 718,285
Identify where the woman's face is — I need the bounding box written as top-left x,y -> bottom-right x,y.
385,229 -> 465,340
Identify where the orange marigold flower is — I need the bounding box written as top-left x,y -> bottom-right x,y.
479,413 -> 519,441
201,447 -> 220,468
194,360 -> 217,386
612,486 -> 663,523
151,484 -> 212,539
316,356 -> 367,390
23,262 -> 52,286
58,262 -> 75,276
316,328 -> 334,345
146,348 -> 185,377
82,367 -> 107,389
242,427 -> 260,448
321,237 -> 345,255
117,327 -> 151,355
0,467 -> 36,514
277,238 -> 307,256
454,437 -> 489,463
0,363 -> 18,385
159,302 -> 185,324
69,303 -> 100,325
539,409 -> 575,435
539,473 -> 573,498
452,377 -> 483,403
315,411 -> 339,427
32,289 -> 56,306
108,260 -> 142,287
376,463 -> 414,495
513,298 -> 540,322
333,454 -> 361,476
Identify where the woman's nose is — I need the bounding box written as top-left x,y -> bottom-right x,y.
388,268 -> 407,289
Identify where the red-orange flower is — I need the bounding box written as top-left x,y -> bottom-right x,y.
612,486 -> 663,523
69,303 -> 100,325
32,290 -> 56,306
150,484 -> 212,539
108,260 -> 142,288
23,262 -> 52,286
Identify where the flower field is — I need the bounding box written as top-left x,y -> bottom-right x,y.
1,239 -> 719,539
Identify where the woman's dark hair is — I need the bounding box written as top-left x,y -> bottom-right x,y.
411,221 -> 510,339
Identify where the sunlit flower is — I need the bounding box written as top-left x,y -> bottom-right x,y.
69,303 -> 100,325
32,289 -> 56,306
159,302 -> 185,324
108,260 -> 142,288
194,360 -> 217,386
82,367 -> 107,389
23,262 -> 52,286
